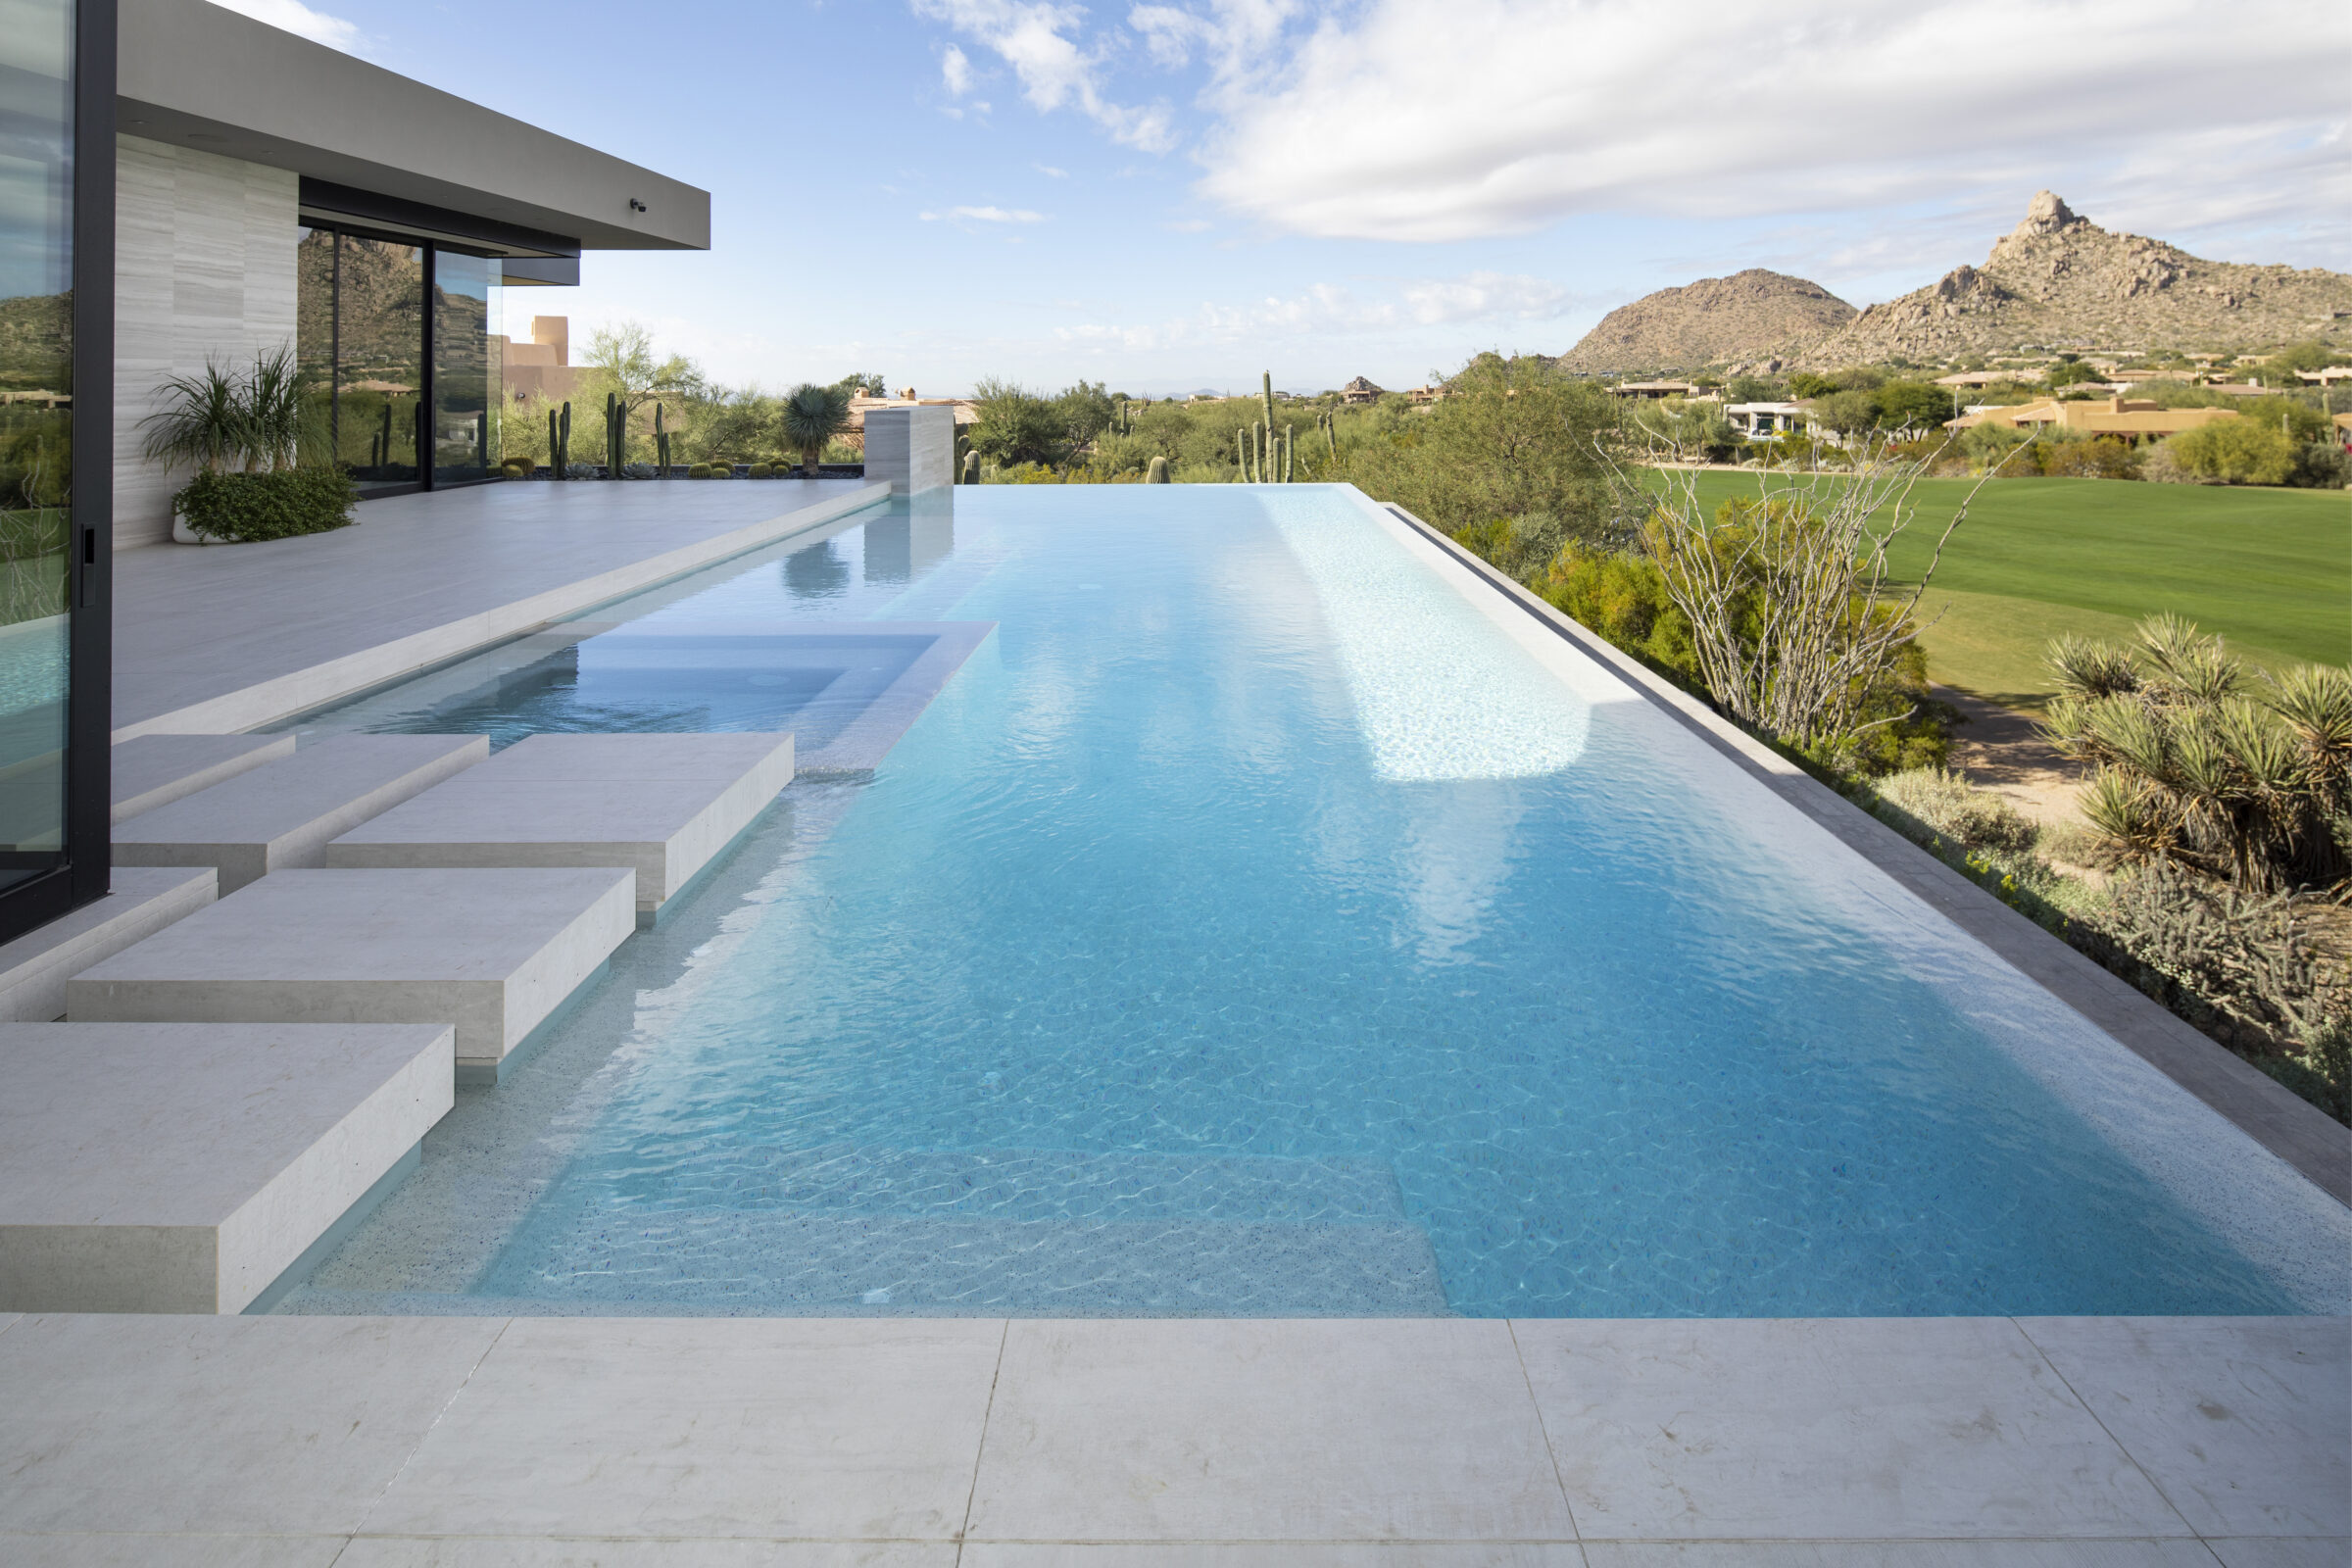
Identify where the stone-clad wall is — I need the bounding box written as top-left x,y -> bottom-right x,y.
114,135 -> 298,549
860,405 -> 954,495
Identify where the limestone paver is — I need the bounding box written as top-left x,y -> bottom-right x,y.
964,1319 -> 1576,1545
114,734 -> 488,893
336,1543 -> 954,1566
960,1550 -> 1586,1566
361,1317 -> 1004,1542
0,1535 -> 348,1565
111,731 -> 295,822
114,480 -> 890,738
2017,1315 -> 2352,1538
0,1313 -> 503,1535
2204,1542 -> 2352,1568
1578,1545 -> 2220,1565
326,732 -> 795,918
0,1022 -> 452,1312
1513,1317 -> 2187,1542
66,867 -> 634,1076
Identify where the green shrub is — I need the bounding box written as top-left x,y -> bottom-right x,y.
2161,419 -> 2298,485
172,466 -> 358,543
1874,767 -> 2038,854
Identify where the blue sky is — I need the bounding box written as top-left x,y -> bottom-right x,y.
245,0 -> 2346,396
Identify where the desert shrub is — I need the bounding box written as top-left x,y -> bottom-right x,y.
2290,441 -> 2348,489
2041,436 -> 2140,479
620,463 -> 657,479
1337,354 -> 1615,536
2085,863 -> 2350,1120
564,462 -> 599,479
2160,420 -> 2297,485
1874,767 -> 2037,854
172,466 -> 357,543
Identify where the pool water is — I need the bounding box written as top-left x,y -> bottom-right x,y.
312,486 -> 2349,1317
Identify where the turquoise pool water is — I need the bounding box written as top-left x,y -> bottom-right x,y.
318,485 -> 2348,1317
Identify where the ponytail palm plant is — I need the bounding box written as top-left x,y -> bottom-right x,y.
780,382 -> 852,477
138,346 -> 315,474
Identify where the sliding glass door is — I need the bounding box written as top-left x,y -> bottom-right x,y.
0,0 -> 112,941
297,224 -> 503,497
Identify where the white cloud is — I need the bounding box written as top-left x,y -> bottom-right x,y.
921,205 -> 1049,222
1401,271 -> 1567,325
1179,0 -> 2349,241
206,0 -> 362,51
911,0 -> 1177,150
1034,163 -> 1070,177
942,42 -> 974,95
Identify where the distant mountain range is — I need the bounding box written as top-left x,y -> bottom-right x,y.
1560,193 -> 2352,373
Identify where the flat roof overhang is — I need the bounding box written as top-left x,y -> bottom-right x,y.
116,0 -> 709,254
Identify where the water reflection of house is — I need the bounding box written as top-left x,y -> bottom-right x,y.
1945,396 -> 2241,445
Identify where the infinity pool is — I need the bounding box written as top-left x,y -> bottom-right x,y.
290,484 -> 2349,1317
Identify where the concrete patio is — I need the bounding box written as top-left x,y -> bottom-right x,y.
113,478 -> 889,738
0,1311 -> 2339,1564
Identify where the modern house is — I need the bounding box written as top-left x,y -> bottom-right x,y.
1945,395 -> 2241,444
1723,400 -> 1811,438
1607,379 -> 1708,401
1340,375 -> 1384,404
0,0 -> 709,944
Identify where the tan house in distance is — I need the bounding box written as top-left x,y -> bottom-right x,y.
497,316 -> 581,406
1947,396 -> 2240,445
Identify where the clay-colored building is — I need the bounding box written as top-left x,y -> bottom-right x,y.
1946,396 -> 2241,444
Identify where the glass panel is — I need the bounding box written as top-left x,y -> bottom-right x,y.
334,235 -> 422,492
294,224 -> 336,466
431,249 -> 497,484
0,0 -> 76,887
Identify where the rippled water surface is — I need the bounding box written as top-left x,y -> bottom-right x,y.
315,486 -> 2346,1317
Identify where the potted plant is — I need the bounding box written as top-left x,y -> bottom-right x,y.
143,348 -> 356,544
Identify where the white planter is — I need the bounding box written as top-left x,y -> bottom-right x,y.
172,515 -> 231,546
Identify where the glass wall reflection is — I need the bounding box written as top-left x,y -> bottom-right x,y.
334,235 -> 422,493
295,225 -> 509,495
0,0 -> 78,885
432,251 -> 498,485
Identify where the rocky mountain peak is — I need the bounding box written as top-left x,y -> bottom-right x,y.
2019,190 -> 2082,236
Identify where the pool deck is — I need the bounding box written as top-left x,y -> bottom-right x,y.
1,1311 -> 2341,1563
112,478 -> 890,739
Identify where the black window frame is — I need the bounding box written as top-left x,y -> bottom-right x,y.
0,0 -> 117,946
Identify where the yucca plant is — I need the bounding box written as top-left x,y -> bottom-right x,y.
243,347 -> 309,471
2042,614 -> 2352,890
779,383 -> 852,478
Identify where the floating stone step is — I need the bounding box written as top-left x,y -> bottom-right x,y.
325,731 -> 794,922
67,867 -> 635,1084
0,866 -> 215,1023
114,733 -> 488,893
0,1021 -> 452,1313
111,732 -> 295,823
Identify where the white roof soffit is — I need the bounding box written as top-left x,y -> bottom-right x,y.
115,0 -> 709,253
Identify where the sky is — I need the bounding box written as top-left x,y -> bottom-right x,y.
231,0 -> 2347,397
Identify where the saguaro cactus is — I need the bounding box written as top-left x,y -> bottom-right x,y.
655,403 -> 671,473
558,402 -> 572,475
961,450 -> 981,484
1146,455 -> 1169,483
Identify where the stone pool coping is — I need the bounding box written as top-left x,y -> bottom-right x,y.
0,1311 -> 2340,1560
1383,502 -> 2352,1210
114,479 -> 893,740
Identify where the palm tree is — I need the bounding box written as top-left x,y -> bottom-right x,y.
780,382 -> 852,477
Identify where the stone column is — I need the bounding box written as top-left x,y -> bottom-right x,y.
860,405 -> 955,494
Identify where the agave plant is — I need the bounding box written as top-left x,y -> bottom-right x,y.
2042,614 -> 2352,890
779,382 -> 853,478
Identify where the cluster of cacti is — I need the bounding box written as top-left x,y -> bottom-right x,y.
1317,407 -> 1337,462
368,402 -> 394,470
546,402 -> 572,476
655,403 -> 671,473
1236,373 -> 1295,482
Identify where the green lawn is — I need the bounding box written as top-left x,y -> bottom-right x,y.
1671,472 -> 2351,709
